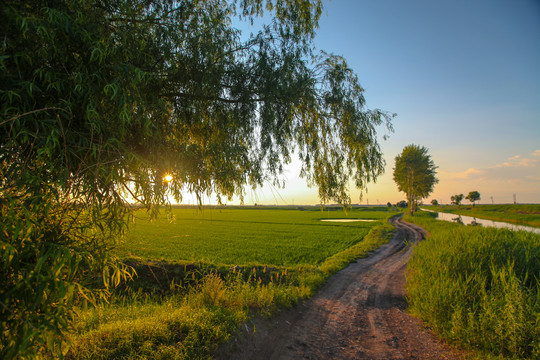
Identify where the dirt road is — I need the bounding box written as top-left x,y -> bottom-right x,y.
221,216 -> 462,360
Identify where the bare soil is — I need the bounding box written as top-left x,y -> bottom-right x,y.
219,216 -> 463,360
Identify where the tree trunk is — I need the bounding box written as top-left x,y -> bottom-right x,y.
407,176 -> 414,216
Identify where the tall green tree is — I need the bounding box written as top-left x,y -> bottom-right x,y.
393,144 -> 438,216
0,0 -> 394,357
466,191 -> 481,207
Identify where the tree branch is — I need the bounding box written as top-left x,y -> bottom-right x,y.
160,92 -> 267,104
1,107 -> 71,126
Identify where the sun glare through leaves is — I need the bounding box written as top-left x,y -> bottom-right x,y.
164,174 -> 173,183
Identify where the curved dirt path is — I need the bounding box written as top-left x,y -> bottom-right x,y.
220,216 -> 462,360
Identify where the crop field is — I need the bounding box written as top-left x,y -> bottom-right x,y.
119,206 -> 392,267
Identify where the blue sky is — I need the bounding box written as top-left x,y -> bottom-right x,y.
189,0 -> 540,206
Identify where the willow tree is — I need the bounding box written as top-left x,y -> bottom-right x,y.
393,144 -> 438,216
0,0 -> 393,357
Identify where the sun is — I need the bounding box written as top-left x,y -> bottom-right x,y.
164,174 -> 173,183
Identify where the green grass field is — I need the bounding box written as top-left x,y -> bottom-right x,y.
67,206 -> 398,360
425,204 -> 540,227
119,206 -> 391,266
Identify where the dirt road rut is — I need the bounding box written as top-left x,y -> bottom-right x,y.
222,216 -> 462,360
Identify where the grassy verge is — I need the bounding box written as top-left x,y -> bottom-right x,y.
405,211 -> 540,359
424,204 -> 540,227
66,208 -> 397,359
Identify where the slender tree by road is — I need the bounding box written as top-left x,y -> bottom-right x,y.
393,144 -> 438,216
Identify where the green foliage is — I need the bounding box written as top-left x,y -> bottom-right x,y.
397,200 -> 408,208
0,194 -> 132,359
405,213 -> 540,359
1,0 -> 393,357
1,0 -> 393,207
451,193 -> 464,207
393,144 -> 438,216
431,199 -> 438,206
466,191 -> 481,207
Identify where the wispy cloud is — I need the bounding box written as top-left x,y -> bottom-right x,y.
440,167 -> 485,180
517,158 -> 539,167
433,150 -> 540,203
439,150 -> 539,182
492,153 -> 539,168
